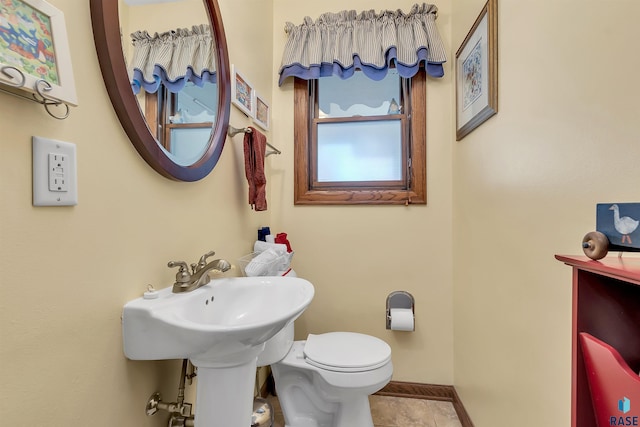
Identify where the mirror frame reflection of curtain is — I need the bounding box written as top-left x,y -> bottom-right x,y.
90,0 -> 231,182
128,24 -> 220,163
129,24 -> 217,95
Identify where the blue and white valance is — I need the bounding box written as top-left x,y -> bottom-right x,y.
129,24 -> 216,94
278,3 -> 447,86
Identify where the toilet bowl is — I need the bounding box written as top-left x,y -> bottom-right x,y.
258,325 -> 393,427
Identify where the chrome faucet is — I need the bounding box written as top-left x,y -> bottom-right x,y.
168,251 -> 231,293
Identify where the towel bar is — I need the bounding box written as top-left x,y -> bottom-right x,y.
227,125 -> 281,156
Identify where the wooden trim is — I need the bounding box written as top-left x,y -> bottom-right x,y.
314,114 -> 405,124
293,70 -> 427,205
555,255 -> 640,286
409,72 -> 427,204
293,78 -> 311,204
259,373 -> 273,398
375,381 -> 474,427
144,92 -> 158,140
260,373 -> 473,426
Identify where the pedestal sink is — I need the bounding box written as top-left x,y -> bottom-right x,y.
122,276 -> 314,426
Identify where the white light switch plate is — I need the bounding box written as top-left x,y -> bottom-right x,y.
32,136 -> 78,206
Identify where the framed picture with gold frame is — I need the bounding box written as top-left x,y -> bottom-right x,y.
455,0 -> 498,140
0,0 -> 77,106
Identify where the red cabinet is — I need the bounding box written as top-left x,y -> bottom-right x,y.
556,255 -> 640,427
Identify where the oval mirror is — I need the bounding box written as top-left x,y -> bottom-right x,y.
90,0 -> 230,181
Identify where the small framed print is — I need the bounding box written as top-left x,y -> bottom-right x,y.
0,0 -> 78,106
231,64 -> 254,117
455,0 -> 498,140
253,92 -> 270,131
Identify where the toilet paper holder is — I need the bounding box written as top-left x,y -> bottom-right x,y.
386,291 -> 415,330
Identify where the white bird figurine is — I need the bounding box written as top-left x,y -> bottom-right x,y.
609,204 -> 639,244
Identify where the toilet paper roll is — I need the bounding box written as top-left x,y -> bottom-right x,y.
389,308 -> 414,331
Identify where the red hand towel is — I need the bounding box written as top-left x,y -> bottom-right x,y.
243,126 -> 267,211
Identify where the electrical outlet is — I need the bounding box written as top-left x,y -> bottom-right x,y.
32,136 -> 78,206
48,153 -> 69,192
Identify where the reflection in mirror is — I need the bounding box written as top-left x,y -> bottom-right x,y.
151,81 -> 219,166
121,1 -> 218,168
90,0 -> 230,181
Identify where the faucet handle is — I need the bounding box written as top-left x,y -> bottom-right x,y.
167,261 -> 191,283
196,251 -> 216,270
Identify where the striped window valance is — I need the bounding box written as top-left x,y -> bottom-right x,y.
278,3 -> 447,86
129,24 -> 216,94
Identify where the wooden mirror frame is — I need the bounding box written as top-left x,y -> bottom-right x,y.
90,0 -> 231,181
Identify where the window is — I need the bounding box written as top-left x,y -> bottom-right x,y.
294,69 -> 426,205
144,81 -> 218,166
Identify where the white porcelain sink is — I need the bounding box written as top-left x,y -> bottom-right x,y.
123,276 -> 314,363
122,276 -> 314,427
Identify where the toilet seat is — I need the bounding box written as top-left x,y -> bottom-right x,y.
303,332 -> 392,373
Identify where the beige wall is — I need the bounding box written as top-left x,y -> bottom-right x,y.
0,1 -> 273,426
2,0 -> 638,426
270,0 -> 455,385
451,1 -> 640,426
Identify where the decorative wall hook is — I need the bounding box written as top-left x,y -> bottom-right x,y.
0,66 -> 71,120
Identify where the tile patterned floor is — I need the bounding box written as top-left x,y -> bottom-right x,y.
266,394 -> 463,427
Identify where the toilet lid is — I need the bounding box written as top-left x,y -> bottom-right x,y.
303,332 -> 391,373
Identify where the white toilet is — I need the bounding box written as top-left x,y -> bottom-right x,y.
257,323 -> 393,427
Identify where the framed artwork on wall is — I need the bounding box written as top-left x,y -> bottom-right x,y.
231,64 -> 254,117
253,92 -> 270,131
0,0 -> 78,106
455,0 -> 498,141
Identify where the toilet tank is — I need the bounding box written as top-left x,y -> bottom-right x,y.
257,322 -> 294,366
